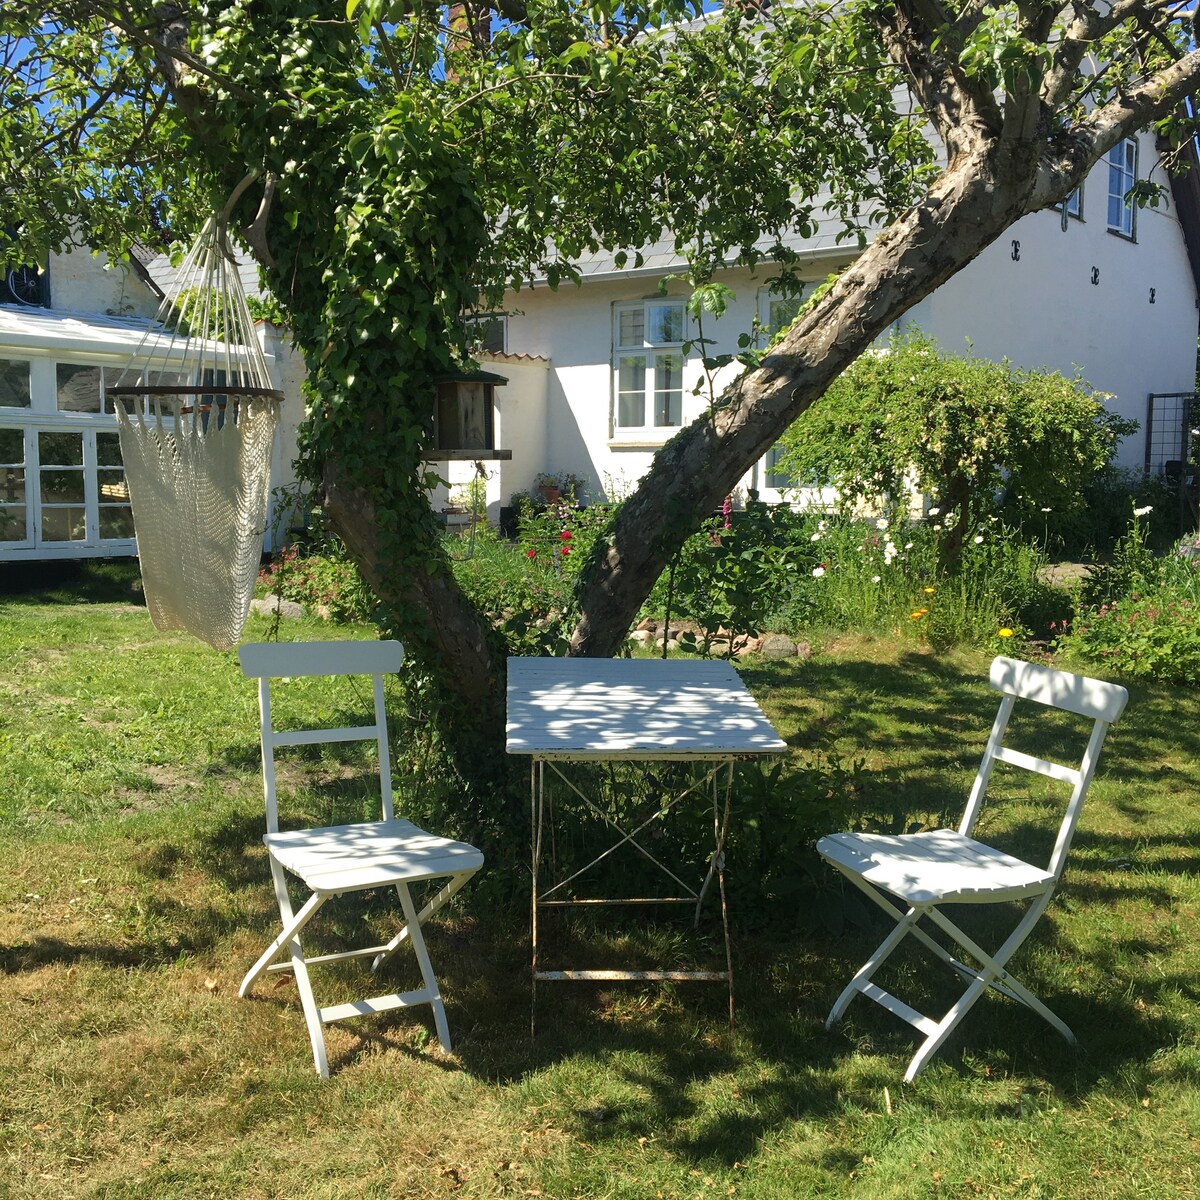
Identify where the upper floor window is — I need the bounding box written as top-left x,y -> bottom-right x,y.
464,313 -> 506,355
1107,138 -> 1137,239
757,286 -> 805,345
613,299 -> 686,432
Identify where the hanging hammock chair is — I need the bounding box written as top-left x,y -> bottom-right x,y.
107,184 -> 283,651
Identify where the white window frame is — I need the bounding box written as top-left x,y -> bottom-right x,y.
612,298 -> 687,438
1107,137 -> 1138,239
1058,186 -> 1082,222
756,285 -> 806,346
0,352 -> 150,560
463,313 -> 507,355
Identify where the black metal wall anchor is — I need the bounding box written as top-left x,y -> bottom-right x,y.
1150,287 -> 1157,304
1091,266 -> 1100,286
1011,240 -> 1021,261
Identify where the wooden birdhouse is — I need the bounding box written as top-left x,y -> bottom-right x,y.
429,369 -> 512,460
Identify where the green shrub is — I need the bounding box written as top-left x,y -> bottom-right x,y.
258,541 -> 376,622
775,330 -> 1135,573
1058,516 -> 1200,683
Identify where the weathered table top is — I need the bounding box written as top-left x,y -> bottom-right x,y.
505,656 -> 787,761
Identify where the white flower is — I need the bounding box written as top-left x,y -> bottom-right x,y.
973,534 -> 984,544
932,523 -> 942,532
818,519 -> 828,532
905,542 -> 913,550
875,518 -> 888,530
1134,505 -> 1153,518
928,506 -> 940,516
810,532 -> 821,542
812,566 -> 826,578
1041,507 -> 1052,513
871,575 -> 881,584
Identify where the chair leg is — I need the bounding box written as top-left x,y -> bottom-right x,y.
827,904 -> 922,1028
371,870 -> 476,972
925,902 -> 1075,1044
240,857 -> 332,1078
395,882 -> 452,1053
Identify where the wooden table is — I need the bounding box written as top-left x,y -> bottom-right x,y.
505,656 -> 787,1032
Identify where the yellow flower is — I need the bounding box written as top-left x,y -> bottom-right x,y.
998,627 -> 1014,638
911,609 -> 928,619
923,586 -> 936,595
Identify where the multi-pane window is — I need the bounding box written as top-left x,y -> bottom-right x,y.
764,444 -> 790,489
0,426 -> 27,541
0,358 -> 31,407
39,430 -> 86,542
759,287 -> 805,343
464,314 -> 506,355
614,299 -> 686,431
96,431 -> 133,539
1107,138 -> 1137,238
1059,187 -> 1082,220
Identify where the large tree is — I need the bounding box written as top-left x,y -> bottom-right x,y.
4,0 -> 1199,762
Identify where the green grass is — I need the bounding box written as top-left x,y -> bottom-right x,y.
2,568 -> 1199,1198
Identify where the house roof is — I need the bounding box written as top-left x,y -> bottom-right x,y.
0,303 -> 274,363
560,204 -> 863,283
141,246 -> 265,302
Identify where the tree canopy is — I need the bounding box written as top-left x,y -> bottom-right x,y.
3,0 -> 1200,768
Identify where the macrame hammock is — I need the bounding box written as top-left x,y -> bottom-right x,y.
106,190 -> 282,652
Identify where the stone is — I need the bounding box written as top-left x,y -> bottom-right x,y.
760,633 -> 799,659
251,595 -> 304,619
636,617 -> 658,632
628,629 -> 653,644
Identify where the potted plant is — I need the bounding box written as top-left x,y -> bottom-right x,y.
535,471 -> 586,506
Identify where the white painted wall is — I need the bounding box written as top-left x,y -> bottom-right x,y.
48,245 -> 161,319
506,264 -> 852,502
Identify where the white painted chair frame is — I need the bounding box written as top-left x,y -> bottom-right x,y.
238,641 -> 483,1078
818,656 -> 1128,1081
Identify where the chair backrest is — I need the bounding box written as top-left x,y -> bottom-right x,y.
239,640 -> 405,833
959,656 -> 1128,880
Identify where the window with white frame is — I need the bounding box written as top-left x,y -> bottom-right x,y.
757,285 -> 805,344
755,287 -> 805,491
464,313 -> 506,355
613,299 -> 686,432
1107,138 -> 1137,238
1058,187 -> 1082,221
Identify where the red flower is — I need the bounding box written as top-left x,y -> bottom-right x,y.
526,549 -> 537,558
561,529 -> 572,540
561,546 -> 570,557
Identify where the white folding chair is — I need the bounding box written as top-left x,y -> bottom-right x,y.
818,655 -> 1128,1081
238,640 -> 484,1078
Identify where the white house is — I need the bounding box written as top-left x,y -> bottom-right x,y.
0,244 -> 306,563
459,126 -> 1200,521
4,124 -> 1197,562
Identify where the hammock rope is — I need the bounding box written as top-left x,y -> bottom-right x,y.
107,194 -> 283,651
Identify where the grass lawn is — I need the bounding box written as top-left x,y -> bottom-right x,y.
2,568 -> 1199,1199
